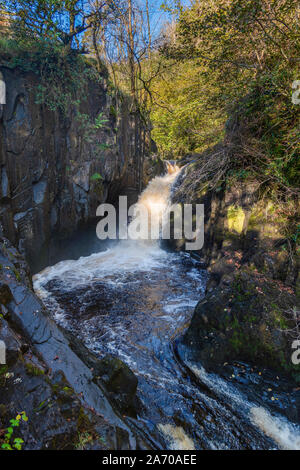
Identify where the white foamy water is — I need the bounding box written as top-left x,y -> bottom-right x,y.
158,424 -> 196,450
34,164 -> 180,291
34,243 -> 168,290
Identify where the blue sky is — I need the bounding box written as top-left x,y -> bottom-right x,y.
136,0 -> 191,40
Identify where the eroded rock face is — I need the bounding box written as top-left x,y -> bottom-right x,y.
0,67 -> 149,272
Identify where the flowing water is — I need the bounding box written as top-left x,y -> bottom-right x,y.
33,166 -> 300,450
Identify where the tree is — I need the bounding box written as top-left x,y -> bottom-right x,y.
155,0 -> 299,186
5,0 -> 115,51
84,0 -> 169,109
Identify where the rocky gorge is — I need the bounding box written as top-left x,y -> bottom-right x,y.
0,60 -> 299,451
171,143 -> 300,388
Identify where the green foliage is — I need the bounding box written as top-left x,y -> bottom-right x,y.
291,224 -> 300,244
12,267 -> 21,282
1,412 -> 27,451
25,362 -> 45,377
0,365 -> 8,387
34,52 -> 101,116
74,109 -> 111,159
90,172 -> 103,181
0,35 -> 103,116
0,2 -> 104,116
75,431 -> 93,450
4,0 -> 96,50
0,8 -> 117,170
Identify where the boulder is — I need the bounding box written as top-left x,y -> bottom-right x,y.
182,268 -> 300,383
61,329 -> 138,416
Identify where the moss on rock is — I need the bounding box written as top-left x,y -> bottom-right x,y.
227,205 -> 245,234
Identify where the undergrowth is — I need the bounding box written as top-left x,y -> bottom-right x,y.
0,36 -> 104,117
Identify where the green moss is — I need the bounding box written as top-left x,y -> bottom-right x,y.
278,351 -> 300,384
270,303 -> 289,329
0,365 -> 8,376
77,407 -> 91,432
50,383 -> 59,393
109,105 -> 117,117
74,432 -> 94,450
13,268 -> 21,282
230,330 -> 243,352
93,180 -> 103,198
227,205 -> 245,234
196,184 -> 209,198
0,404 -> 7,418
74,407 -> 107,450
232,276 -> 256,301
0,365 -> 9,387
213,269 -> 299,378
246,315 -> 258,323
247,201 -> 288,239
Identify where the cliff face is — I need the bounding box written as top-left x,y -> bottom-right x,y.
0,66 -> 149,271
171,157 -> 300,385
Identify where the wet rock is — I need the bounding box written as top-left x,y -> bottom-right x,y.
172,154 -> 299,388
0,355 -> 120,450
0,318 -> 23,366
143,155 -> 165,185
61,329 -> 138,416
182,268 -> 300,384
95,356 -> 138,416
32,180 -> 47,205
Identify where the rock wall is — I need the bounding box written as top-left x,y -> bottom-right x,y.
0,66 -> 149,271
